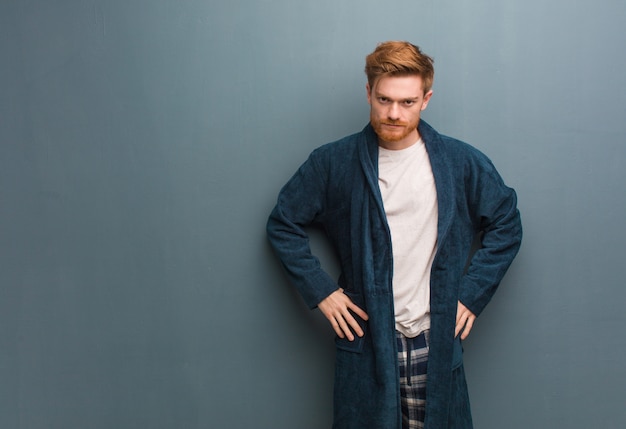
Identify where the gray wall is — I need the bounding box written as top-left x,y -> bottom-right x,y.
2,1 -> 625,428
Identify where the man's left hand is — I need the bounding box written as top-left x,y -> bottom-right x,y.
455,301 -> 476,340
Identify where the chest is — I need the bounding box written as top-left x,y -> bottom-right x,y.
378,144 -> 438,219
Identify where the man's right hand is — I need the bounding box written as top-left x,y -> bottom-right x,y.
318,288 -> 369,341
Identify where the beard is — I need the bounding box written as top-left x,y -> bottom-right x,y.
370,113 -> 418,144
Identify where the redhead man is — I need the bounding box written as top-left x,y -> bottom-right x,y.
267,41 -> 522,429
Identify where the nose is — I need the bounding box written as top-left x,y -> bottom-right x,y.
387,103 -> 401,121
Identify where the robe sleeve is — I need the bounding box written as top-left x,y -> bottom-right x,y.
266,151 -> 339,309
458,154 -> 523,316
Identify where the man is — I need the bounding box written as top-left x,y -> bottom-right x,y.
266,41 -> 522,429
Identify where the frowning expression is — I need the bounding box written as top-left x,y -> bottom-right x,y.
367,75 -> 433,150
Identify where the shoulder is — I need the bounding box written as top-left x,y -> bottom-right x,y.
310,129 -> 364,159
304,127 -> 369,177
421,121 -> 497,172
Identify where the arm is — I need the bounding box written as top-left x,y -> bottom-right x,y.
457,156 -> 523,333
267,153 -> 368,339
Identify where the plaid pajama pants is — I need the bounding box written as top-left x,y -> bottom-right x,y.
397,330 -> 430,429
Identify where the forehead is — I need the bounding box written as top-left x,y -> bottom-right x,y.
372,75 -> 425,98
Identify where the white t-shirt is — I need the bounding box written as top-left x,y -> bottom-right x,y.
378,139 -> 438,338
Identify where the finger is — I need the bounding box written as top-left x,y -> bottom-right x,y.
456,302 -> 467,324
455,316 -> 465,338
336,314 -> 355,341
455,309 -> 471,338
328,316 -> 345,339
347,301 -> 369,321
455,311 -> 464,336
455,301 -> 471,337
460,316 -> 476,340
342,310 -> 365,338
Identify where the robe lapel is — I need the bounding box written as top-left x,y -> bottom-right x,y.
419,121 -> 455,249
358,124 -> 387,222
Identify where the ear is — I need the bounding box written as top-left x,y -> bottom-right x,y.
366,83 -> 372,105
421,90 -> 433,111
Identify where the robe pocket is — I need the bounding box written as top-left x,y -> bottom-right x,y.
334,317 -> 367,353
334,291 -> 367,354
452,336 -> 464,370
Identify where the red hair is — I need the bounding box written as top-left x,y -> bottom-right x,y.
365,41 -> 434,93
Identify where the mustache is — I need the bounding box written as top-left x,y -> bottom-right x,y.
380,121 -> 409,126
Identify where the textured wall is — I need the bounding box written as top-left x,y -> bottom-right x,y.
1,1 -> 625,427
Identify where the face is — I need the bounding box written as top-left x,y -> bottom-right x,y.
367,75 -> 433,150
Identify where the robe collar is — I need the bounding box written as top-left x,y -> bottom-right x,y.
357,120 -> 455,248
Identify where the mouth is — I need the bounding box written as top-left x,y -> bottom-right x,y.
381,123 -> 406,129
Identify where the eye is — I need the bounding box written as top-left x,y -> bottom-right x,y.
377,97 -> 390,104
404,100 -> 416,106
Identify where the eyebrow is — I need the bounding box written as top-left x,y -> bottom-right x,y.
374,92 -> 420,102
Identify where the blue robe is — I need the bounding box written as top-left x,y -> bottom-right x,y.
267,120 -> 522,428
